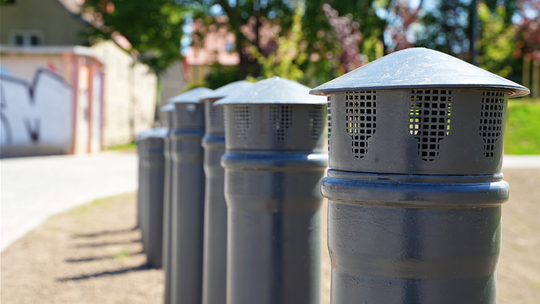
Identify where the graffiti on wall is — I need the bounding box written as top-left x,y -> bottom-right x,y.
0,68 -> 73,157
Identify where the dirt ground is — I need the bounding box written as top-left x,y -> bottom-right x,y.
2,169 -> 539,303
496,169 -> 540,304
1,193 -> 164,304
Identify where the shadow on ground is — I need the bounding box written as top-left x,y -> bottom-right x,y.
64,250 -> 144,263
71,227 -> 138,239
56,264 -> 151,282
72,239 -> 142,248
1,192 -> 164,304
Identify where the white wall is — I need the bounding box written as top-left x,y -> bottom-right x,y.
0,69 -> 73,157
91,40 -> 157,147
132,61 -> 157,135
90,70 -> 102,152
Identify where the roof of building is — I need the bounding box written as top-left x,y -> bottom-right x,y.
0,45 -> 104,66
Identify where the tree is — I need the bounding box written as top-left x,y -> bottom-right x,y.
82,0 -> 188,75
321,3 -> 367,74
385,0 -> 424,52
415,0 -> 473,59
248,1 -> 307,81
513,0 -> 540,61
477,2 -> 515,77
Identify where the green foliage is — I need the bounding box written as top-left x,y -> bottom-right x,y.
67,196 -> 112,215
82,0 -> 188,75
107,142 -> 137,151
505,99 -> 540,155
179,0 -> 296,79
204,64 -> 241,89
182,0 -> 387,86
415,1 -> 472,58
249,1 -> 307,81
182,81 -> 209,92
301,0 -> 386,84
113,248 -> 131,262
477,2 -> 515,77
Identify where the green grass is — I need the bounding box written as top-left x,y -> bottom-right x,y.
67,196 -> 113,215
107,142 -> 137,151
505,99 -> 540,155
113,247 -> 131,262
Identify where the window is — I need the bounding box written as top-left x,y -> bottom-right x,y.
8,30 -> 44,46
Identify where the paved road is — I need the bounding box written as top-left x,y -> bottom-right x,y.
1,152 -> 138,251
503,155 -> 540,169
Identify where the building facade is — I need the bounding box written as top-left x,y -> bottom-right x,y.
0,0 -> 158,157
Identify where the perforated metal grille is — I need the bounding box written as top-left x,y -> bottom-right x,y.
234,106 -> 251,139
345,91 -> 377,158
271,105 -> 293,141
480,91 -> 505,158
309,106 -> 323,141
409,89 -> 452,161
327,96 -> 331,152
223,107 -> 228,133
208,102 -> 218,126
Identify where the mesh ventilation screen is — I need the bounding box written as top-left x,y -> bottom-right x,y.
271,105 -> 293,141
208,103 -> 218,126
409,89 -> 452,161
234,106 -> 251,139
309,106 -> 323,141
223,107 -> 228,133
345,91 -> 377,158
480,91 -> 505,158
327,97 -> 331,151
184,104 -> 198,122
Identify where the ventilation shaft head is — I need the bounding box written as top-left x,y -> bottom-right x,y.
310,48 -> 529,176
215,77 -> 327,151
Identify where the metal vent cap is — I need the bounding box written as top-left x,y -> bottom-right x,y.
215,76 -> 326,105
169,87 -> 213,104
160,103 -> 174,112
139,127 -> 168,139
310,48 -> 530,98
200,80 -> 254,102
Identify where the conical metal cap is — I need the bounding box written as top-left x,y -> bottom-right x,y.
146,127 -> 168,138
160,103 -> 174,112
169,87 -> 213,104
200,80 -> 254,102
138,127 -> 168,139
215,76 -> 326,105
310,48 -> 530,98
